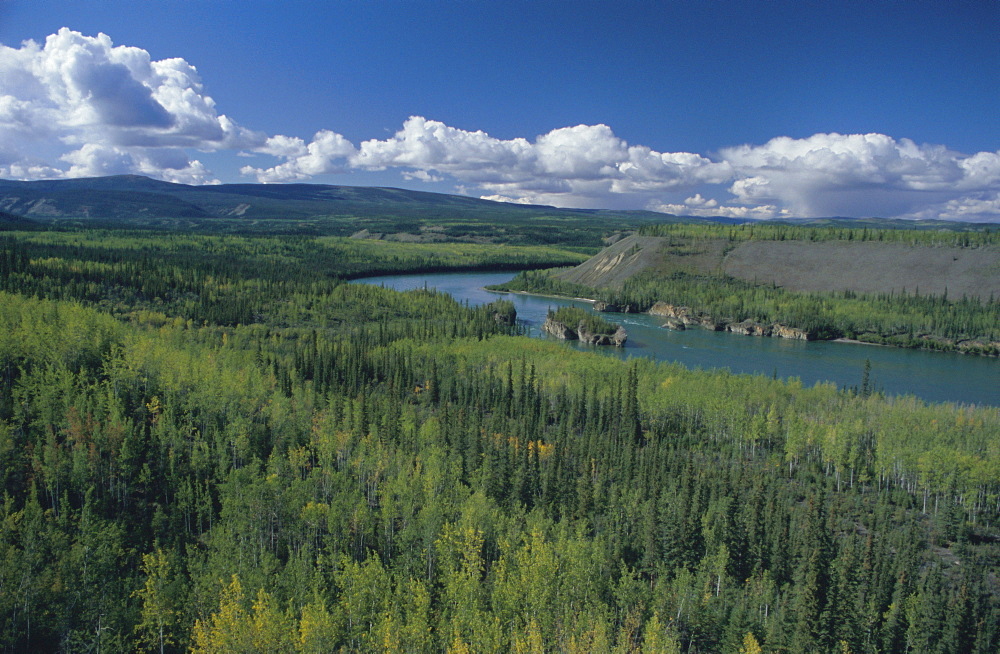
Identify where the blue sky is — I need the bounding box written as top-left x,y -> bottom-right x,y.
1,0 -> 998,220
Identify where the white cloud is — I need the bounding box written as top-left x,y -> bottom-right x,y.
60,143 -> 216,184
1,29 -> 998,221
337,116 -> 728,207
403,169 -> 443,183
649,194 -> 788,220
257,134 -> 309,159
0,28 -> 263,182
682,193 -> 717,208
720,133 -> 1000,218
242,130 -> 356,182
957,151 -> 1000,190
533,124 -> 626,179
351,116 -> 534,180
480,194 -> 538,205
242,124 -> 1000,218
898,192 -> 1000,223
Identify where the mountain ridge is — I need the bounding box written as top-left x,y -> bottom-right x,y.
1,176 -> 992,245
0,175 -> 684,222
0,175 -> 731,245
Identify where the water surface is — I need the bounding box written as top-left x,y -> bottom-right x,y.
355,271 -> 1000,407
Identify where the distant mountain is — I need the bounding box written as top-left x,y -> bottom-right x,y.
4,176 -> 987,245
0,174 -> 660,222
0,175 -> 741,246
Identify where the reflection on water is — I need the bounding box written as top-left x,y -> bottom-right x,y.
355,271 -> 1000,407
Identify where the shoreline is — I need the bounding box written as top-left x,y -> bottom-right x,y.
494,289 -> 997,358
832,338 -> 892,347
476,282 -> 1000,359
489,288 -> 598,304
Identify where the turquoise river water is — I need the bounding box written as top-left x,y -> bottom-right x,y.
355,271 -> 999,407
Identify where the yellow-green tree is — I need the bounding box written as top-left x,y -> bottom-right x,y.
133,548 -> 176,654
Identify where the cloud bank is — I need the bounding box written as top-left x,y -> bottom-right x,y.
2,29 -> 999,221
0,28 -> 263,184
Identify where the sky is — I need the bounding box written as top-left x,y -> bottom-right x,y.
1,0 -> 998,221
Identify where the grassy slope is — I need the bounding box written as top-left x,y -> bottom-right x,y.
558,233 -> 1000,300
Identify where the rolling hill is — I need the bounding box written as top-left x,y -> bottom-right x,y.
556,232 -> 1000,300
2,175 -> 992,248
0,209 -> 39,231
0,175 -> 737,246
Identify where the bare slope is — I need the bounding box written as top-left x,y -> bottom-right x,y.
557,234 -> 1000,300
556,234 -> 728,287
723,240 -> 1000,299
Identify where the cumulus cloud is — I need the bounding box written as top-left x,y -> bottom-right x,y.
649,194 -> 789,220
243,116 -> 731,207
0,28 -> 263,183
1,29 -> 998,221
898,192 -> 1000,223
60,143 -> 217,184
241,130 -> 355,183
720,133 -> 1000,218
480,194 -> 541,205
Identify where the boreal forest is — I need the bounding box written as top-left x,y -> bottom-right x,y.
0,221 -> 998,653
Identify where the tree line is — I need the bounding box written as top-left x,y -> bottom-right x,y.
0,228 -> 996,652
496,268 -> 1000,354
638,222 -> 1000,248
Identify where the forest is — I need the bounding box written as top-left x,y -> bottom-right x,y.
493,221 -> 1000,354
0,225 -> 998,652
496,268 -> 1000,353
635,222 -> 1000,247
545,307 -> 620,337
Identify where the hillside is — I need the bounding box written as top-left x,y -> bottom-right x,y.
0,175 -> 724,246
0,209 -> 39,231
557,233 -> 1000,300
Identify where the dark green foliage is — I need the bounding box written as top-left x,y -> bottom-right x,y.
502,267 -> 1000,353
0,175 -> 690,247
639,221 -> 1000,247
612,270 -> 1000,347
0,227 -> 996,652
0,230 -> 584,327
0,210 -> 39,232
547,306 -> 619,335
488,267 -> 595,298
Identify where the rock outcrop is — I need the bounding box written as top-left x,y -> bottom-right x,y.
541,318 -> 576,340
648,302 -> 721,330
727,320 -> 771,337
542,318 -> 627,347
594,301 -> 641,313
771,324 -> 811,341
648,302 -> 812,340
956,340 -> 1000,356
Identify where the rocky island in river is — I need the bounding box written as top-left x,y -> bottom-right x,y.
542,306 -> 627,347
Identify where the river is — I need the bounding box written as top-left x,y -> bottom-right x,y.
355,271 -> 1000,407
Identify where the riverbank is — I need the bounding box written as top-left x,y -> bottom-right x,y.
358,270 -> 1000,406
498,288 -> 598,303
491,274 -> 1000,357
355,273 -> 1000,406
833,338 -> 891,347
